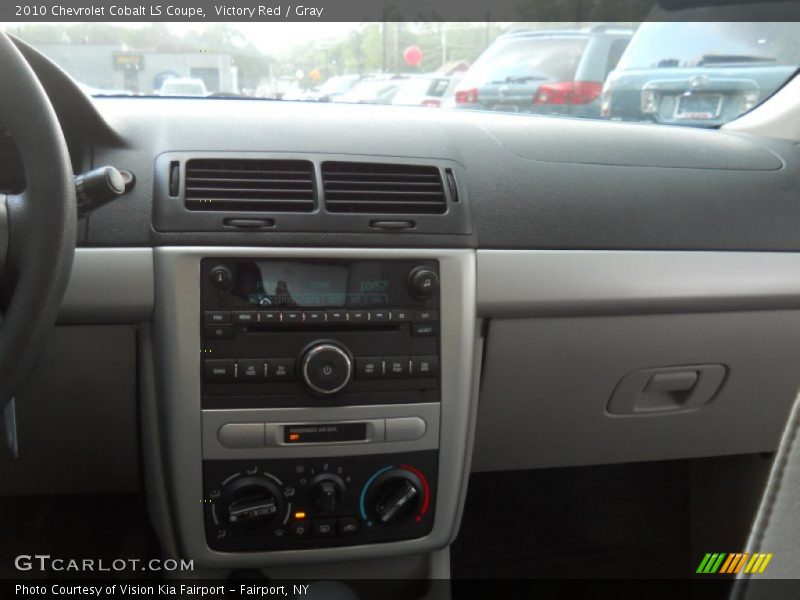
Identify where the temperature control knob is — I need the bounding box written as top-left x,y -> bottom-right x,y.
301,342 -> 353,395
220,476 -> 283,529
368,469 -> 423,525
407,266 -> 439,300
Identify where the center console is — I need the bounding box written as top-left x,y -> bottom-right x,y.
154,248 -> 477,567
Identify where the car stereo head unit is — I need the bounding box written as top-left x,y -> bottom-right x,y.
200,258 -> 441,409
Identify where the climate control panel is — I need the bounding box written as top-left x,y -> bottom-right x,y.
203,451 -> 437,551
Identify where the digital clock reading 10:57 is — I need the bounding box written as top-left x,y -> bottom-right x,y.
358,280 -> 389,293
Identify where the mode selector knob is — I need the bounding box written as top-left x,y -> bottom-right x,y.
301,342 -> 353,395
407,266 -> 439,300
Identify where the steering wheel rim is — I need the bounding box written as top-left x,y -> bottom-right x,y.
0,32 -> 76,405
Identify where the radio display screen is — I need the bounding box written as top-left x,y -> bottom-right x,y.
225,259 -> 411,308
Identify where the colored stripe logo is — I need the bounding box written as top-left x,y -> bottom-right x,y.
696,552 -> 773,575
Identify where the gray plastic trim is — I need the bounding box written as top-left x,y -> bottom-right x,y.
153,247 -> 476,567
477,250 -> 800,317
202,403 -> 439,460
58,247 -> 154,323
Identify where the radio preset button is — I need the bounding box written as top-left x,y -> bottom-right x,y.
348,310 -> 369,322
267,358 -> 295,381
385,356 -> 410,378
369,310 -> 391,322
326,310 -> 348,323
204,310 -> 230,324
258,311 -> 281,323
238,359 -> 267,381
283,311 -> 304,324
203,324 -> 234,339
205,359 -> 236,382
356,357 -> 384,379
411,356 -> 439,377
304,311 -> 326,324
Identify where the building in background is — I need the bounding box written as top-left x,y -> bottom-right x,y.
32,43 -> 237,94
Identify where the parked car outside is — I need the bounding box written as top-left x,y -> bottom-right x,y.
314,74 -> 363,102
602,22 -> 800,127
451,25 -> 632,117
332,75 -> 408,104
281,84 -> 318,101
391,75 -> 461,107
157,77 -> 208,97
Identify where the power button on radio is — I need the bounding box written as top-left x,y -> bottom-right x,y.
301,343 -> 353,396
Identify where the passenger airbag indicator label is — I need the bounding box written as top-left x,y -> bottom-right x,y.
283,423 -> 367,444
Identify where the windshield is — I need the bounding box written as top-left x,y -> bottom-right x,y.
617,22 -> 800,70
4,21 -> 799,127
160,81 -> 205,95
458,37 -> 588,88
318,76 -> 360,95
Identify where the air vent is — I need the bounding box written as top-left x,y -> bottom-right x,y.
184,158 -> 315,212
0,126 -> 24,194
322,162 -> 447,214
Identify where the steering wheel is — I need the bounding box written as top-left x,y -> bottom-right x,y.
0,32 -> 77,405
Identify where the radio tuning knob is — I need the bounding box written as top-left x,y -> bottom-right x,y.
407,266 -> 439,300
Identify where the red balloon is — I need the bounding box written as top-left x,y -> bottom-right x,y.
404,45 -> 424,67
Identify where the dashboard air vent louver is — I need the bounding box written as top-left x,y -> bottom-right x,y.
322,161 -> 447,214
184,158 -> 315,212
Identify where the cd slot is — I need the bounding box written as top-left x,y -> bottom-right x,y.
245,324 -> 403,334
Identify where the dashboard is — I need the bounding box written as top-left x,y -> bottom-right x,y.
6,40 -> 800,576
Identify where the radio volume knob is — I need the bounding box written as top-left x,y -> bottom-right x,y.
407,266 -> 439,300
209,265 -> 233,290
301,343 -> 353,395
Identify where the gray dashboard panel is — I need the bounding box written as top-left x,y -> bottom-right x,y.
473,249 -> 800,471
81,97 -> 800,251
477,250 -> 800,317
477,116 -> 784,170
474,311 -> 800,471
58,247 -> 154,323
